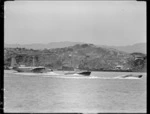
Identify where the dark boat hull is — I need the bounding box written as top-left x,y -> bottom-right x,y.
123,74 -> 143,78
65,71 -> 91,76
115,74 -> 143,79
77,71 -> 91,76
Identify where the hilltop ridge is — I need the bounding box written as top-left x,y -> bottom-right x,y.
5,42 -> 146,54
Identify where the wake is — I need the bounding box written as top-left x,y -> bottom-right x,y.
114,77 -> 140,79
42,74 -> 141,80
5,72 -> 142,80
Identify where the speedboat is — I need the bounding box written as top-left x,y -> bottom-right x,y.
65,70 -> 91,76
121,74 -> 142,78
77,71 -> 91,76
115,74 -> 143,79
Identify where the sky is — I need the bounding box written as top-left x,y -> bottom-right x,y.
4,1 -> 146,46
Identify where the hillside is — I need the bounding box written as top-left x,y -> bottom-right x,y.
104,43 -> 146,54
5,42 -> 146,54
4,44 -> 146,72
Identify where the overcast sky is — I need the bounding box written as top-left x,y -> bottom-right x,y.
4,1 -> 146,46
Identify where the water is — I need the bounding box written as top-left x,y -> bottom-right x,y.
4,70 -> 146,113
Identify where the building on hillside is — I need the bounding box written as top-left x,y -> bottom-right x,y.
134,55 -> 146,60
131,53 -> 146,60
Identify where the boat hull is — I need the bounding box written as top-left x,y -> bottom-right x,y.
122,74 -> 143,78
65,71 -> 91,76
77,71 -> 91,76
115,74 -> 143,79
13,67 -> 52,73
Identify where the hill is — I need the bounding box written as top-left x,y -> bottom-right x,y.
4,44 -> 146,72
5,42 -> 146,54
103,43 -> 146,54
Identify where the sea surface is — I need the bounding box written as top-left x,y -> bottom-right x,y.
4,70 -> 147,113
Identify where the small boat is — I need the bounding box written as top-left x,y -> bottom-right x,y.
77,71 -> 91,76
65,70 -> 91,76
121,74 -> 143,78
64,55 -> 91,76
115,74 -> 143,79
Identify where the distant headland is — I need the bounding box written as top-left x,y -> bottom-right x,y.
5,42 -> 146,54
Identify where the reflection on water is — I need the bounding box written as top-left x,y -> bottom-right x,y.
4,70 -> 146,113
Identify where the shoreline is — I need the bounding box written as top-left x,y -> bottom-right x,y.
4,69 -> 146,73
